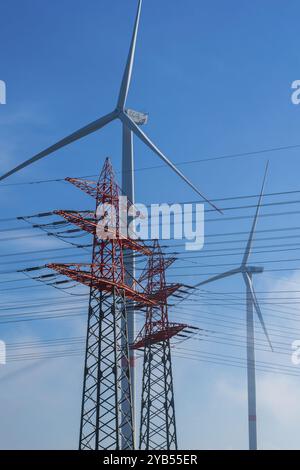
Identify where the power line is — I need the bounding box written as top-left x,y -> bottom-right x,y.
172,351 -> 300,379
2,141 -> 300,188
2,188 -> 300,226
2,335 -> 299,379
3,201 -> 300,233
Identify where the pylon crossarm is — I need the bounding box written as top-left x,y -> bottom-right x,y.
55,210 -> 151,255
149,284 -> 183,303
46,263 -> 156,306
132,322 -> 188,350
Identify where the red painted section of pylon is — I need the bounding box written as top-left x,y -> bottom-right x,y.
132,240 -> 191,350
131,322 -> 188,350
48,157 -> 155,306
47,159 -> 192,365
129,356 -> 136,367
47,262 -> 156,306
53,210 -> 152,255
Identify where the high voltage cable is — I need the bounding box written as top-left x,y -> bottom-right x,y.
167,267 -> 300,278
172,303 -> 296,331
174,293 -> 300,323
2,141 -> 300,188
183,286 -> 300,310
0,297 -> 294,348
2,336 -> 292,370
2,238 -> 300,261
0,231 -> 300,258
6,336 -> 84,349
3,220 -> 300,243
0,311 -> 86,324
187,290 -> 300,307
2,265 -> 300,292
1,305 -> 290,341
1,293 -> 300,330
2,225 -> 300,249
137,256 -> 300,271
0,298 -> 88,311
3,251 -> 300,282
0,305 -> 296,344
184,290 -> 300,318
0,312 -> 298,378
3,239 -> 300,274
170,309 -> 298,344
173,301 -> 300,327
172,300 -> 300,334
0,301 -> 298,348
0,333 -> 290,361
0,305 -> 87,319
174,346 -> 297,374
3,205 -> 300,233
172,291 -> 300,323
173,334 -> 292,358
171,307 -> 300,340
171,352 -> 300,379
0,295 -> 298,328
2,189 -> 300,225
2,231 -> 300,259
184,291 -> 300,304
1,287 -> 300,304
3,338 -> 299,379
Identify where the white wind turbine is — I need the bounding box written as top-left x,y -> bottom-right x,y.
0,0 -> 221,214
194,162 -> 272,450
0,0 -> 222,446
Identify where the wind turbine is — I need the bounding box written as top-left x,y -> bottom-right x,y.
0,0 -> 221,215
194,162 -> 272,450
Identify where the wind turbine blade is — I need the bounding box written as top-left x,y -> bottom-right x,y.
194,267 -> 241,288
244,272 -> 273,351
117,0 -> 142,109
121,112 -> 223,213
242,162 -> 269,265
174,267 -> 241,306
0,111 -> 117,182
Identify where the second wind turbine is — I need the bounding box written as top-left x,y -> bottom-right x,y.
194,163 -> 272,450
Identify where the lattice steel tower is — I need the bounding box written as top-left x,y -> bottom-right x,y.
132,241 -> 189,450
48,158 -> 152,450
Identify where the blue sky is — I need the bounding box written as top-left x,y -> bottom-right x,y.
1,0 -> 300,450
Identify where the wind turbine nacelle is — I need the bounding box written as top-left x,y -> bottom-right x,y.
126,108 -> 148,126
246,266 -> 264,274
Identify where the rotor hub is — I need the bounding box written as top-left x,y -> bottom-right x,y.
125,108 -> 148,125
246,265 -> 264,274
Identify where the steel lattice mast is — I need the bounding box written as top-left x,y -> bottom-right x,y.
47,158 -> 153,450
132,240 -> 189,450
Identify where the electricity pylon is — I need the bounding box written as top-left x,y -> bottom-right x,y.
48,158 -> 153,450
132,240 -> 192,450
